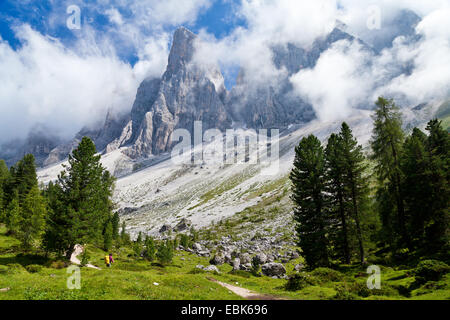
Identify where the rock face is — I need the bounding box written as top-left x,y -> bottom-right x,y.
8,25 -> 382,168
109,27 -> 231,159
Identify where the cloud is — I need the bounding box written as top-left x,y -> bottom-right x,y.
0,0 -> 211,145
0,25 -> 141,143
290,40 -> 374,122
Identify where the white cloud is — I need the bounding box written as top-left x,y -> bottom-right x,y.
0,25 -> 140,142
290,40 -> 374,122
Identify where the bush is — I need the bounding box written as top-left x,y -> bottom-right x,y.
414,260 -> 450,284
6,263 -> 25,273
285,273 -> 318,291
0,265 -> 8,274
156,240 -> 174,266
332,283 -> 359,300
48,260 -> 68,269
80,250 -> 90,267
26,264 -> 43,273
311,267 -> 345,282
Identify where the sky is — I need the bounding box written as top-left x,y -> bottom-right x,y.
0,0 -> 449,145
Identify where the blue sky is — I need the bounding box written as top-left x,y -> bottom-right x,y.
0,0 -> 244,65
0,0 -> 448,144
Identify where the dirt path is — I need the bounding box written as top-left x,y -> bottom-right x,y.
209,278 -> 286,300
70,244 -> 101,270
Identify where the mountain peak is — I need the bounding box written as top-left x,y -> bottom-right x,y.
167,26 -> 197,74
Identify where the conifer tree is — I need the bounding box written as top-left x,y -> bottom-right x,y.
111,211 -> 120,240
325,133 -> 351,264
0,160 -> 9,218
104,221 -> 113,251
423,120 -> 449,250
339,123 -> 369,264
290,135 -> 330,268
371,97 -> 409,247
44,137 -> 115,258
17,186 -> 46,250
401,128 -> 430,243
144,236 -> 156,262
5,193 -> 21,235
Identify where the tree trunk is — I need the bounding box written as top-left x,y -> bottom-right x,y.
338,189 -> 351,264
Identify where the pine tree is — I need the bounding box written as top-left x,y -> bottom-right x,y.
325,133 -> 351,264
401,128 -> 430,243
0,160 -> 9,219
5,193 -> 21,235
290,135 -> 330,268
43,137 -> 116,258
103,221 -> 113,251
371,97 -> 409,248
156,240 -> 174,266
423,120 -> 449,250
120,221 -> 130,245
17,186 -> 46,250
111,211 -> 120,240
339,123 -> 369,264
144,236 -> 156,262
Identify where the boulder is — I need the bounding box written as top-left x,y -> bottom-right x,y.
159,224 -> 172,233
240,263 -> 252,271
294,264 -> 305,272
175,218 -> 192,232
204,265 -> 220,273
261,263 -> 287,277
232,258 -> 240,271
192,243 -> 202,252
252,253 -> 267,265
210,253 -> 226,266
239,253 -> 251,265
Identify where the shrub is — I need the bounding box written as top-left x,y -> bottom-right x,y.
285,273 -> 317,291
0,265 -> 8,274
156,240 -> 174,266
26,264 -> 43,273
414,260 -> 450,284
332,283 -> 359,300
48,260 -> 68,269
6,263 -> 25,273
80,250 -> 90,267
311,267 -> 345,282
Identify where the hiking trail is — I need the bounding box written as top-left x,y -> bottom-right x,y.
208,278 -> 286,300
70,244 -> 102,270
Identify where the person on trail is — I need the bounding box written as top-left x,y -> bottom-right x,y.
109,254 -> 114,266
105,254 -> 111,268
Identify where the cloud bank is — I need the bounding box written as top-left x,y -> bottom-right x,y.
1,0 -> 450,145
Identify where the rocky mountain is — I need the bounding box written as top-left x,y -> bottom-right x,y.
1,13 -> 427,166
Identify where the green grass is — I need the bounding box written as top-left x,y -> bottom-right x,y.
0,225 -> 449,300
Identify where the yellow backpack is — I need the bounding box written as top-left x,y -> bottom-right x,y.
105,255 -> 110,264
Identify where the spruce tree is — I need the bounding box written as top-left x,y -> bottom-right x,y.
44,137 -> 115,258
339,123 -> 369,264
290,135 -> 330,268
111,211 -> 120,240
371,97 -> 409,248
0,160 -> 9,218
325,133 -> 351,264
144,236 -> 156,262
423,120 -> 449,250
401,128 -> 430,243
104,221 -> 113,251
17,186 -> 46,250
5,193 -> 21,235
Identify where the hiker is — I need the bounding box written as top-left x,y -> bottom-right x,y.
105,254 -> 111,267
109,253 -> 115,266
